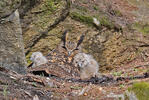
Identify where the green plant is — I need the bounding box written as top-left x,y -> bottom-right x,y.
3,85 -> 8,100
45,0 -> 61,12
128,82 -> 149,100
32,82 -> 37,87
133,22 -> 149,34
112,71 -> 122,76
70,86 -> 83,90
70,12 -> 117,30
26,52 -> 32,65
70,12 -> 93,26
113,9 -> 122,17
31,0 -> 62,30
119,84 -> 125,88
133,68 -> 138,72
124,73 -> 128,77
93,6 -> 98,10
99,17 -> 114,29
75,5 -> 88,12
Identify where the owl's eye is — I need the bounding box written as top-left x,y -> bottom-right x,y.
73,47 -> 79,51
62,46 -> 67,50
75,48 -> 79,50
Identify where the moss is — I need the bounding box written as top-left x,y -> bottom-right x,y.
142,25 -> 149,34
112,71 -> 122,76
128,82 -> 149,100
113,9 -> 122,17
133,22 -> 149,34
124,91 -> 134,100
11,0 -> 20,9
99,17 -> 115,29
26,52 -> 32,66
44,0 -> 61,12
31,0 -> 63,30
70,12 -> 116,30
70,12 -> 93,26
93,5 -> 98,11
3,85 -> 8,100
75,5 -> 88,12
70,86 -> 83,90
0,0 -> 20,13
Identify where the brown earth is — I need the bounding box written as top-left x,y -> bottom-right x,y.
1,0 -> 149,99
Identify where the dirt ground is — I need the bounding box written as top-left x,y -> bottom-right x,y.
0,48 -> 149,100
1,0 -> 149,100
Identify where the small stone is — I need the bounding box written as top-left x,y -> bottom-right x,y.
99,87 -> 102,91
33,95 -> 39,100
60,62 -> 64,65
93,17 -> 100,26
83,93 -> 87,96
50,60 -> 54,62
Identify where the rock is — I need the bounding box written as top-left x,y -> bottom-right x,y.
125,82 -> 149,100
93,17 -> 100,26
0,9 -> 26,74
0,0 -> 21,18
125,91 -> 138,100
107,92 -> 124,100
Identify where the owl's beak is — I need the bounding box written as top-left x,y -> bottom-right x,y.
78,63 -> 82,67
68,51 -> 71,56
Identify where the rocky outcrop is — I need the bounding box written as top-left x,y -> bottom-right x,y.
22,0 -> 149,71
0,0 -> 21,18
0,9 -> 26,74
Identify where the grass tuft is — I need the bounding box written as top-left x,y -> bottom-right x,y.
128,82 -> 149,100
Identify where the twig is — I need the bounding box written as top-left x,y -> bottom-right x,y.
135,64 -> 149,68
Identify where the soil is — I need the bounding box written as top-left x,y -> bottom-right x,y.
1,0 -> 149,99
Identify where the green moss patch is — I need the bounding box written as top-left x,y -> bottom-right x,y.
75,5 -> 88,13
113,9 -> 122,17
93,5 -> 98,11
44,0 -> 61,12
70,12 -> 93,26
128,82 -> 149,100
26,52 -> 32,66
70,12 -> 115,29
133,22 -> 149,34
31,0 -> 63,30
99,16 -> 115,29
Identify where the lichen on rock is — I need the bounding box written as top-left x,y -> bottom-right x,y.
0,0 -> 21,18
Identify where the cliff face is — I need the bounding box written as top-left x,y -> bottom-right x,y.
0,0 -> 21,18
1,0 -> 149,99
0,1 -> 26,74
22,0 -> 149,71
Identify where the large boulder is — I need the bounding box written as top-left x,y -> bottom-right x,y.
0,9 -> 26,74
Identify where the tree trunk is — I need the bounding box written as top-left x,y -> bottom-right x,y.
0,9 -> 26,74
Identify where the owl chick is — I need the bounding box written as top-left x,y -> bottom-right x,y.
30,52 -> 48,67
73,53 -> 100,80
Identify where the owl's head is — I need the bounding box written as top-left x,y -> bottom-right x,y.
59,30 -> 86,58
30,52 -> 43,62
